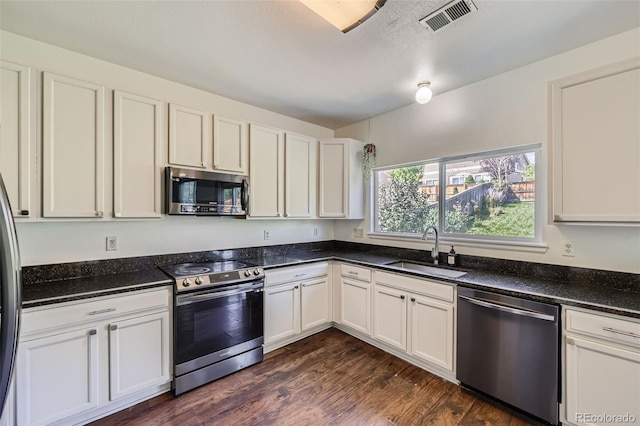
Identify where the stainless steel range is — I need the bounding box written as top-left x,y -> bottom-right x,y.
162,261 -> 265,395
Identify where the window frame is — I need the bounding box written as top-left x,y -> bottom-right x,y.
371,144 -> 543,248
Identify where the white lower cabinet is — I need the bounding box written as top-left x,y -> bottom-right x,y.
409,295 -> 454,371
372,271 -> 455,376
17,328 -> 99,425
264,262 -> 331,350
339,264 -> 372,336
373,285 -> 406,350
564,308 -> 640,425
108,311 -> 170,401
264,282 -> 301,344
15,287 -> 171,426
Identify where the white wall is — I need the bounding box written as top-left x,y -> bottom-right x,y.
334,28 -> 640,274
1,31 -> 335,266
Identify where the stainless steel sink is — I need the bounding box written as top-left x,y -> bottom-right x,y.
386,261 -> 467,278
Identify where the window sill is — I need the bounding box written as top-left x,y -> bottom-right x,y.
367,232 -> 549,254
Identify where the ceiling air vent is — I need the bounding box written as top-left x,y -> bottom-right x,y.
419,0 -> 477,33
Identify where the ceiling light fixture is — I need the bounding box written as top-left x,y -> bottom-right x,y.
415,81 -> 433,104
300,0 -> 387,33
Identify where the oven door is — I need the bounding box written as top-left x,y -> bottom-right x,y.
174,280 -> 263,376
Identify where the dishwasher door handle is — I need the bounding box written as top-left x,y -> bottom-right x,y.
459,295 -> 556,322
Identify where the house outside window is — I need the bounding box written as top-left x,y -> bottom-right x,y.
373,145 -> 539,243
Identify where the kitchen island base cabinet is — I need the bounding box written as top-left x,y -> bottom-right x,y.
15,287 -> 171,426
564,308 -> 640,426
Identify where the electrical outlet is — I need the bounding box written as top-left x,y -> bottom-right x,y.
313,227 -> 319,238
263,230 -> 270,240
562,241 -> 575,257
354,228 -> 364,238
106,236 -> 118,251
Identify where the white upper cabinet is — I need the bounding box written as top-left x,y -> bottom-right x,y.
284,132 -> 316,218
42,72 -> 105,218
318,138 -> 364,219
249,124 -> 283,217
213,115 -> 248,175
168,103 -> 208,169
549,58 -> 640,224
0,60 -> 33,218
113,91 -> 163,218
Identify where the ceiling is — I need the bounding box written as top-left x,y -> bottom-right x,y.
1,1 -> 638,129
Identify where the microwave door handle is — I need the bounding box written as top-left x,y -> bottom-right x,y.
241,179 -> 249,212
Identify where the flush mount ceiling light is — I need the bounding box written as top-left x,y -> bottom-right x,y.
300,0 -> 387,33
415,81 -> 433,104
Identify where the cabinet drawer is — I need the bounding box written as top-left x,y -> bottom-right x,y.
375,271 -> 454,303
21,288 -> 170,337
266,262 -> 329,287
340,264 -> 371,282
566,309 -> 640,348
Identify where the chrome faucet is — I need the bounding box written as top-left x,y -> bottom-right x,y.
422,225 -> 439,265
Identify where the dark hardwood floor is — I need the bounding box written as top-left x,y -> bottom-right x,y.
92,329 -> 535,425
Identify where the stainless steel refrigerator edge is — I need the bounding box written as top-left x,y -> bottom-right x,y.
0,174 -> 22,418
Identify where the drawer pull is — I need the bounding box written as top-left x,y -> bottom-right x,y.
603,327 -> 640,339
295,273 -> 307,278
110,325 -> 118,331
88,329 -> 97,336
348,271 -> 359,276
88,308 -> 116,316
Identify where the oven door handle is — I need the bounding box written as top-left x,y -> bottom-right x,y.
177,281 -> 263,305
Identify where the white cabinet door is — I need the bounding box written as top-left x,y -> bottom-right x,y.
113,90 -> 163,218
318,139 -> 364,219
213,115 -> 247,175
341,278 -> 371,335
300,277 -> 329,331
409,295 -> 454,372
249,124 -> 283,217
0,60 -> 32,218
42,72 -> 105,218
0,379 -> 15,426
373,285 -> 407,351
319,140 -> 346,217
565,336 -> 640,425
550,58 -> 640,223
16,328 -> 99,426
168,103 -> 208,169
264,283 -> 300,344
284,133 -> 314,218
108,311 -> 170,401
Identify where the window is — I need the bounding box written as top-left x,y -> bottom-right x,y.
373,145 -> 539,242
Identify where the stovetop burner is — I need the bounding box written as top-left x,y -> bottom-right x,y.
161,260 -> 264,293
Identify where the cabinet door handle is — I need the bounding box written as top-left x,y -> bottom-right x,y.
88,329 -> 97,336
566,337 -> 575,345
294,285 -> 299,289
400,295 -> 405,300
88,308 -> 116,316
95,211 -> 103,217
411,297 -> 416,302
603,327 -> 640,339
284,214 -> 289,217
110,324 -> 118,331
20,210 -> 29,216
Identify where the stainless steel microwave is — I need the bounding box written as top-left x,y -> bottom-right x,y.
166,167 -> 248,216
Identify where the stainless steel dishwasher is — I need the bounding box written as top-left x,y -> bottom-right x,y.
457,287 -> 560,425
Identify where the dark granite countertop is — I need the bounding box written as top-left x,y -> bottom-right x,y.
247,249 -> 640,319
21,242 -> 639,320
22,269 -> 172,309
